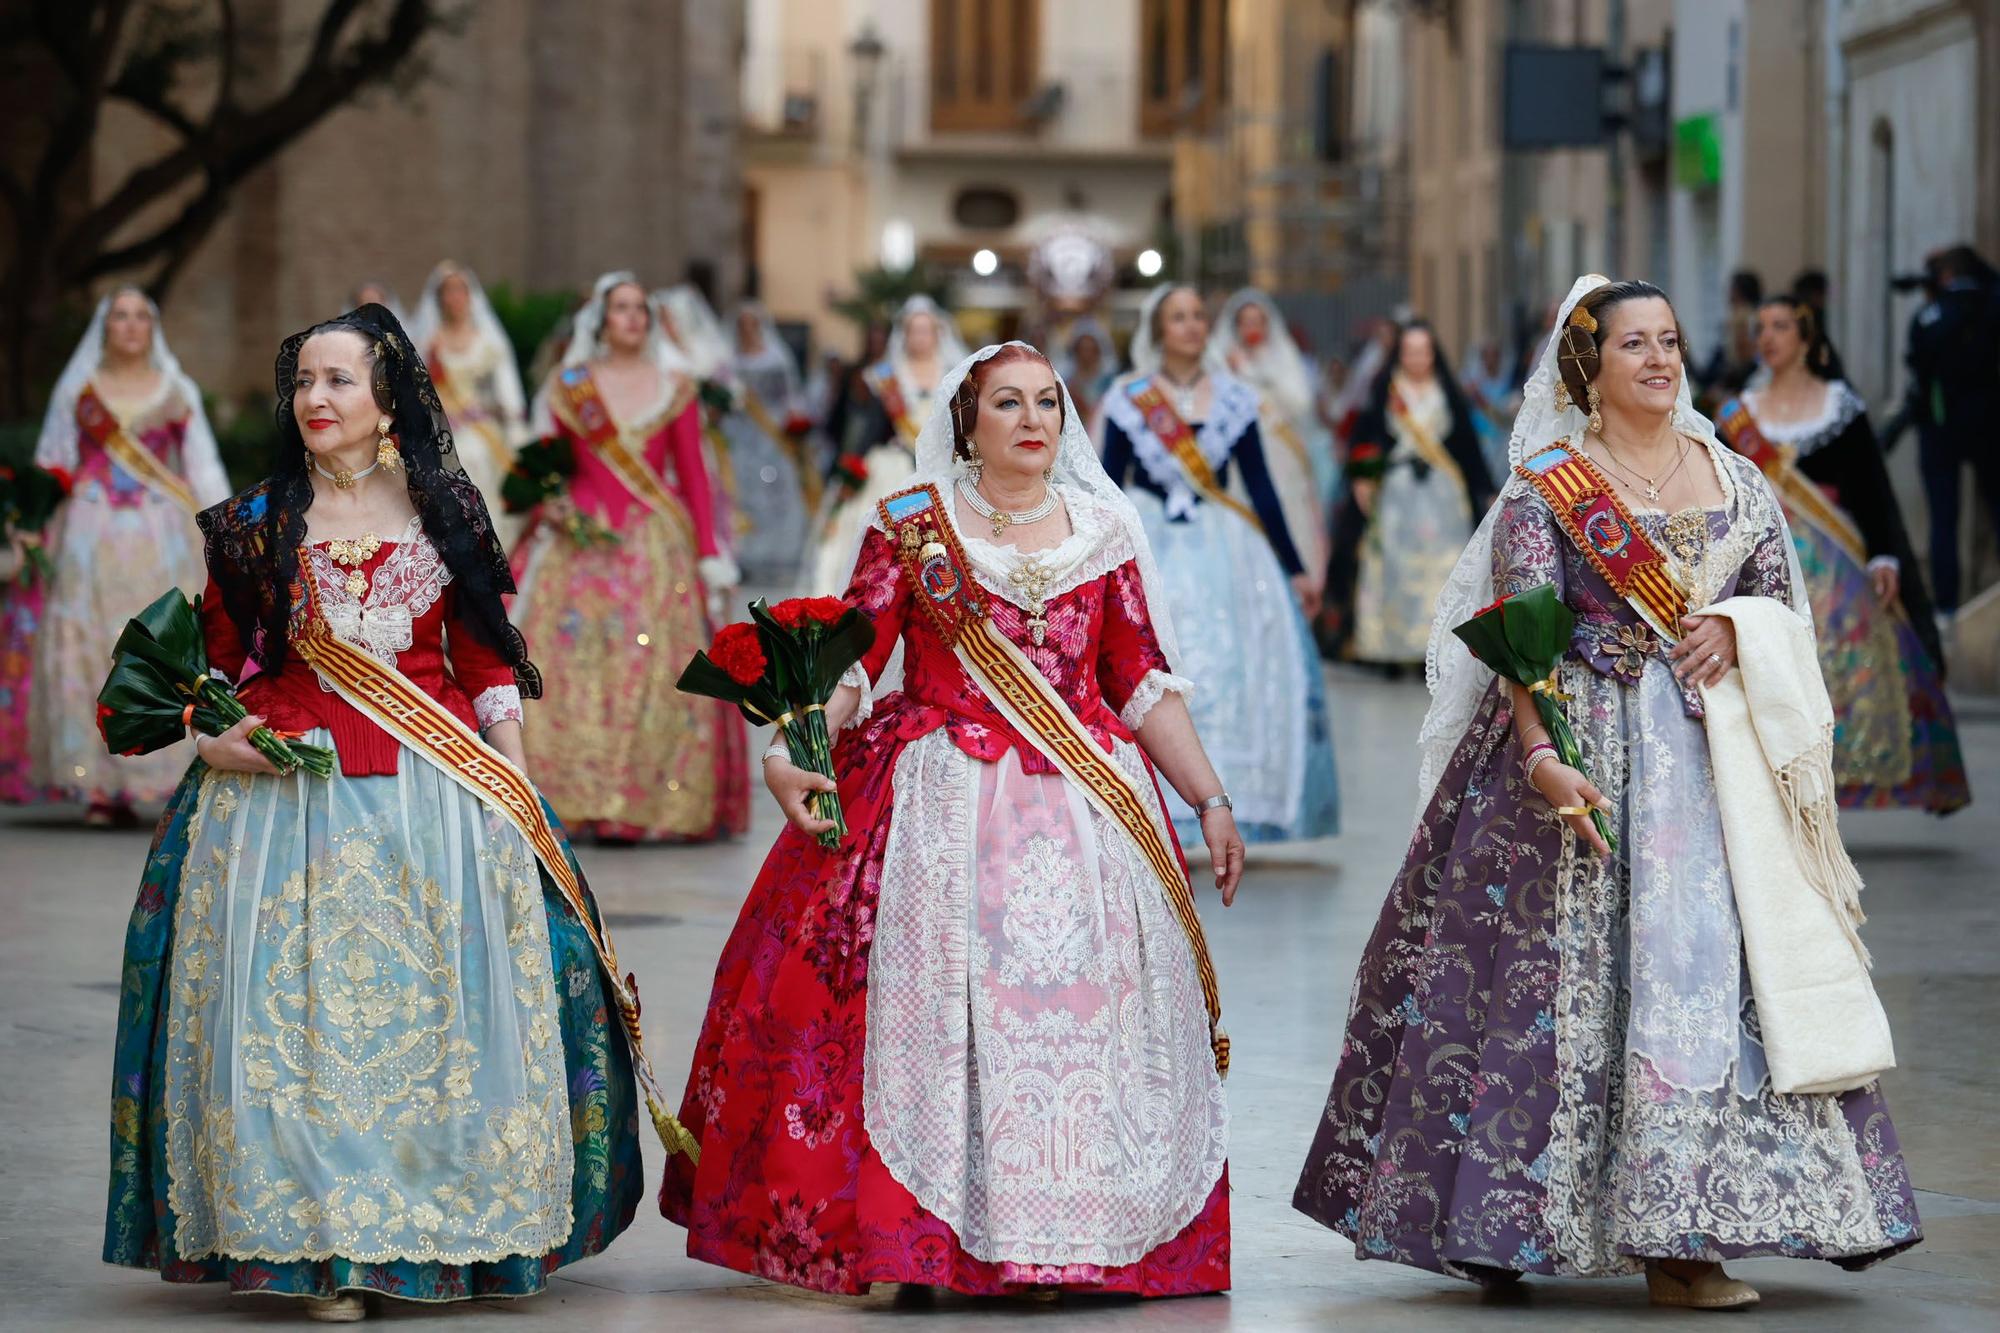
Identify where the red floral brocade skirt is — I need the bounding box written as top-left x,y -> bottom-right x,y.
658,715 -> 1231,1296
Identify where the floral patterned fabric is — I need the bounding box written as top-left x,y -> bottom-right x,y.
28,387 -> 208,804
660,501 -> 1231,1297
104,765 -> 644,1301
511,385 -> 748,842
0,578 -> 42,802
1784,492 -> 1968,813
1294,448 -> 1922,1280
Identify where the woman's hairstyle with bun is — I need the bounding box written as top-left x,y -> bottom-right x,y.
1553,279 -> 1679,409
1757,293 -> 1845,381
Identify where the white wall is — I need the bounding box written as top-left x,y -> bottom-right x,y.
1669,0 -> 1749,367
1835,5 -> 1978,401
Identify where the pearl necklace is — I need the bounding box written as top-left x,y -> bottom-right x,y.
958,477 -> 1058,538
314,456 -> 381,490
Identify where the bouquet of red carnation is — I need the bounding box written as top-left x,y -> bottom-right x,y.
1344,439 -> 1388,482
830,452 -> 869,500
0,461 -> 73,584
1452,581 -> 1616,852
97,588 -> 335,778
678,596 -> 874,848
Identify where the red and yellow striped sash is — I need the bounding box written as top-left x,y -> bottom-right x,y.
549,365 -> 697,538
1387,384 -> 1467,489
865,363 -> 922,446
1516,443 -> 1690,642
289,571 -> 701,1163
1124,377 -> 1262,530
77,384 -> 197,514
1714,398 -> 1866,564
876,483 -> 1229,1075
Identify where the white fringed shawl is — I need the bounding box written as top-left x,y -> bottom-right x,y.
1697,595 -> 1895,1094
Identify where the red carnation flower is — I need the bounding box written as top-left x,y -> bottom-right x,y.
804,596 -> 847,626
49,466 -> 73,494
771,596 -> 849,631
95,702 -> 113,742
1476,592 -> 1513,620
709,622 -> 768,686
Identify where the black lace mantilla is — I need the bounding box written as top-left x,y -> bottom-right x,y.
198,303 -> 540,697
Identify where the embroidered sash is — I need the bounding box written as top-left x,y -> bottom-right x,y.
548,365 -> 696,541
1122,377 -> 1262,529
1715,398 -> 1867,564
429,343 -> 518,476
76,384 -> 196,514
287,567 -> 701,1164
876,483 -> 1229,1075
1388,384 -> 1466,489
864,362 -> 922,445
1516,443 -> 1690,642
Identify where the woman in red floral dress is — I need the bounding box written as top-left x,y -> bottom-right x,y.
661,343 -> 1246,1297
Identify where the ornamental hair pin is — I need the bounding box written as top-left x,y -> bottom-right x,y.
1567,306 -> 1598,334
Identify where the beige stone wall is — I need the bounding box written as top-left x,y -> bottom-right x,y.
85,0 -> 742,403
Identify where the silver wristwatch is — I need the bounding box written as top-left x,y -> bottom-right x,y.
1195,792 -> 1233,815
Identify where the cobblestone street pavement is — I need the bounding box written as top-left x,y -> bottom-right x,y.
6,667 -> 1995,1331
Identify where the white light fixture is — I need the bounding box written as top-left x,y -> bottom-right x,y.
1136,248 -> 1164,278
881,219 -> 916,272
971,248 -> 999,277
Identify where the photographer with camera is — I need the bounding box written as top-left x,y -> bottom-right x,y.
1903,245 -> 2000,621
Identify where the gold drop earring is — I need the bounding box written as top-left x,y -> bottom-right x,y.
1554,381 -> 1572,413
376,416 -> 403,474
1585,384 -> 1603,435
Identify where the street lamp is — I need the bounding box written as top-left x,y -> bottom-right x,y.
1136,248 -> 1164,278
849,22 -> 886,153
971,248 -> 1000,277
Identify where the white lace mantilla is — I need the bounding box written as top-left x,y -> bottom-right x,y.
862,732 -> 1228,1267
305,517 -> 453,671
1743,380 -> 1865,457
1101,374 -> 1262,520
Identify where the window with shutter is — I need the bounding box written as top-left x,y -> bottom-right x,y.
930,0 -> 1041,132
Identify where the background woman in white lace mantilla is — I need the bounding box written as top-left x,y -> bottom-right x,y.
408,261 -> 529,547
1100,284 -> 1339,846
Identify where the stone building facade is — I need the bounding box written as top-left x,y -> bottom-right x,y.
86,0 -> 744,402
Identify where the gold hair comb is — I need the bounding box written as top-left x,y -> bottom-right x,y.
1567,306 -> 1598,334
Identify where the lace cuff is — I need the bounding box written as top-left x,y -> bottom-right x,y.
840,661 -> 872,730
1865,554 -> 1900,575
1118,669 -> 1195,731
473,684 -> 524,729
698,553 -> 741,592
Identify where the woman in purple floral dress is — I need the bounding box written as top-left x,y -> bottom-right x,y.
1293,278 -> 1921,1311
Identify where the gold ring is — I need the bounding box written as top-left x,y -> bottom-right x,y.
1551,805 -> 1590,816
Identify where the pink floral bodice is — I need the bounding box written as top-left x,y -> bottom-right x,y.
838,500 -> 1179,775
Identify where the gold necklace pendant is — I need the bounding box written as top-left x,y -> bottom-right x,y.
326,531 -> 384,599
332,467 -> 356,489
990,513 -> 1011,538
1009,560 -> 1053,646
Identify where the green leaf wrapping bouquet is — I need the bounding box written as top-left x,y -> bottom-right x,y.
96,588 -> 335,779
1452,582 -> 1617,853
678,596 -> 874,849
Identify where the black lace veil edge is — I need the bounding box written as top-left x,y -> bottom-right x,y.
203,303 -> 541,699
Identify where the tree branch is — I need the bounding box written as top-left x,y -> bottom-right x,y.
56,0 -> 436,279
